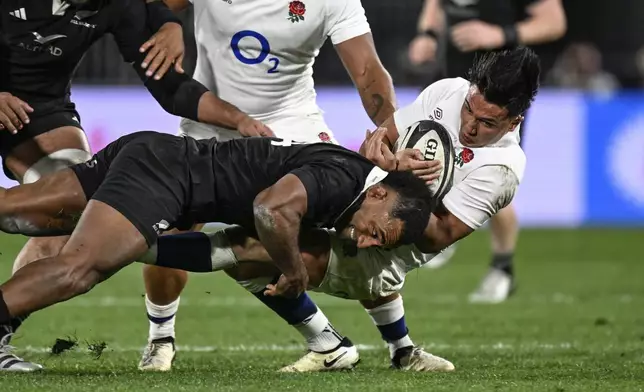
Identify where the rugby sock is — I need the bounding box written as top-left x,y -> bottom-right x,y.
252,291 -> 343,352
146,295 -> 180,342
145,232 -> 237,272
0,290 -> 10,326
491,253 -> 514,276
365,296 -> 414,358
0,316 -> 28,344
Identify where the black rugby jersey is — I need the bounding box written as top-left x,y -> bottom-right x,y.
0,0 -> 179,114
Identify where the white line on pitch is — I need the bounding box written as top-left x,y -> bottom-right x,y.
16,342 -> 574,354
55,294 -> 639,308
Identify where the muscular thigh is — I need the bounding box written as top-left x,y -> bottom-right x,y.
4,125 -> 91,183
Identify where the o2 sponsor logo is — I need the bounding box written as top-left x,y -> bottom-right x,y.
230,30 -> 280,74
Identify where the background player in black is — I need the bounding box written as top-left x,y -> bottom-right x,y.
406,0 -> 566,303
0,131 -> 434,326
0,0 -> 272,371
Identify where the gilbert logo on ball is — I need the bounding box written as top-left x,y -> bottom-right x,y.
395,120 -> 455,201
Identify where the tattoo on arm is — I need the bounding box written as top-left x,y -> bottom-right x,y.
368,93 -> 385,123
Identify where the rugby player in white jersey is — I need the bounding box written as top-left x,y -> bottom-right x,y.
141,47 -> 540,372
138,0 -> 402,371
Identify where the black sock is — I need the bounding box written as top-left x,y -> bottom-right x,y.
491,253 -> 514,276
0,290 -> 11,325
155,232 -> 214,272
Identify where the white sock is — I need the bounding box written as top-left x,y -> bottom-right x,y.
146,295 -> 180,342
365,296 -> 414,358
294,309 -> 343,353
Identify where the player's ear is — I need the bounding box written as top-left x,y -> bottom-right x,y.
508,115 -> 524,131
366,185 -> 388,201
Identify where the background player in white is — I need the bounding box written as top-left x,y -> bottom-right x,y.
140,48 -> 540,372
139,0 -> 397,371
407,0 -> 566,303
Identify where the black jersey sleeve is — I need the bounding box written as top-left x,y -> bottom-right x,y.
288,161 -> 367,227
146,0 -> 182,33
109,0 -> 207,121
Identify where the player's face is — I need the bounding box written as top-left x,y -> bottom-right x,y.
341,187 -> 404,249
459,86 -> 523,148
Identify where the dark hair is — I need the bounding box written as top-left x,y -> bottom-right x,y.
381,171 -> 436,245
467,47 -> 541,117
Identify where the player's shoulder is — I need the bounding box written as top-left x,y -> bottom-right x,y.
461,143 -> 526,184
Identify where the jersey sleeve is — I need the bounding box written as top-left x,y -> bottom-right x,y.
393,78 -> 462,143
109,0 -> 151,63
326,0 -> 372,45
288,163 -> 363,225
441,165 -> 520,229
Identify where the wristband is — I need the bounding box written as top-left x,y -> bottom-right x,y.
502,25 -> 519,48
420,29 -> 439,41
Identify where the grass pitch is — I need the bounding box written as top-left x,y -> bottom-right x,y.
0,228 -> 642,391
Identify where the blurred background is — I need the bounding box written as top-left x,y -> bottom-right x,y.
7,0 -> 644,228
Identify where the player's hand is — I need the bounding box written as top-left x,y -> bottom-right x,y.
0,92 -> 33,134
408,35 -> 438,65
264,270 -> 309,299
396,149 -> 442,185
139,22 -> 185,80
363,128 -> 397,171
237,116 -> 275,137
451,21 -> 505,52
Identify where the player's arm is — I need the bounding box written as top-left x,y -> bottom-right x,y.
253,174 -> 310,298
414,166 -> 520,253
110,0 -> 259,131
327,0 -> 393,126
160,0 -> 191,13
359,79 -> 454,166
335,33 -> 395,127
516,0 -> 567,46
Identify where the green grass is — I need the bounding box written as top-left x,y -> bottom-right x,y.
0,228 -> 643,391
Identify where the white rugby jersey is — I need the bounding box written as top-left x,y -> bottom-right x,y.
394,77 -> 527,230
188,0 -> 370,123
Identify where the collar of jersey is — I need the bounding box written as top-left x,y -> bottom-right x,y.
333,167 -> 389,230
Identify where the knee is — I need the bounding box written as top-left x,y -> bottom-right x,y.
57,255 -> 103,296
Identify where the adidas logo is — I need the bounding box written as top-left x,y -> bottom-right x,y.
9,8 -> 26,20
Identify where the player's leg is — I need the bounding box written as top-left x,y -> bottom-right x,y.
360,294 -> 454,371
0,200 -> 148,325
468,205 -> 519,303
0,118 -> 91,371
225,228 -> 356,373
138,227 -> 194,372
140,226 -> 359,372
137,119 -> 222,372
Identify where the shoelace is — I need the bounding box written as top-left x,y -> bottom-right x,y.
142,343 -> 163,365
0,333 -> 26,363
0,333 -> 16,351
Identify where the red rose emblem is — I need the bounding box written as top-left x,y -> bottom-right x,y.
461,148 -> 474,164
318,132 -> 331,142
289,1 -> 306,16
287,1 -> 306,22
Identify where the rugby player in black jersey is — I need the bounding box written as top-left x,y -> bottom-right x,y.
0,0 -> 271,370
0,131 -> 435,339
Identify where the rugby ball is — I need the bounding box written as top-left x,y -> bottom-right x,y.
394,120 -> 455,201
